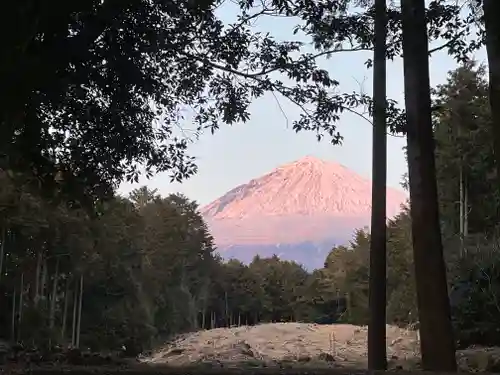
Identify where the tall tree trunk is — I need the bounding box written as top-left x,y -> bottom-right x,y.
400,0 -> 456,370
368,0 -> 388,370
0,228 -> 5,284
34,251 -> 42,306
41,258 -> 48,300
199,282 -> 209,330
464,177 -> 468,237
458,118 -> 469,255
11,290 -> 16,341
459,166 -> 468,256
71,279 -> 78,347
61,279 -> 70,342
17,273 -> 24,342
224,291 -> 229,327
75,274 -> 83,348
483,0 -> 500,192
49,258 -> 60,330
459,165 -> 464,254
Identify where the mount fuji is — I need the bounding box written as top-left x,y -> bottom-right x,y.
201,156 -> 407,270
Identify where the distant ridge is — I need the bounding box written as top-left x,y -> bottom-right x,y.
201,156 -> 407,269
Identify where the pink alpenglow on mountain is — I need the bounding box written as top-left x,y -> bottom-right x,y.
201,156 -> 408,269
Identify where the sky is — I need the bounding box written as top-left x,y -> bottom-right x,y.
119,4 -> 487,207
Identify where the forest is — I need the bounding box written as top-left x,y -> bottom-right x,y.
0,62 -> 497,358
1,0 -> 500,372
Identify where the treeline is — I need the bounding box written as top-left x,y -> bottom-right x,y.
0,181 -> 217,352
0,179 -> 344,353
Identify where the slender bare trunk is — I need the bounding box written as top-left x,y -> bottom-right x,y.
400,0 -> 456,370
0,228 -> 5,284
368,0 -> 388,369
61,279 -> 70,342
41,258 -> 48,300
71,279 -> 78,347
17,273 -> 24,341
11,290 -> 16,341
34,251 -> 42,305
200,283 -> 209,330
458,117 -> 468,256
459,167 -> 469,256
464,178 -> 468,237
459,165 -> 464,255
224,291 -> 228,327
49,258 -> 60,329
75,274 -> 83,348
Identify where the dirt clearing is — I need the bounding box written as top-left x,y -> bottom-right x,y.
141,323 -> 420,369
141,322 -> 500,371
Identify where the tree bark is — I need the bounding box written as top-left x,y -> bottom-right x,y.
34,251 -> 42,306
61,279 -> 70,342
483,0 -> 500,192
224,290 -> 229,327
0,228 -> 5,284
49,258 -> 60,330
71,279 -> 78,347
464,176 -> 468,237
76,274 -> 83,348
11,290 -> 16,341
17,273 -> 24,342
400,0 -> 456,370
41,258 -> 48,299
459,165 -> 468,256
368,0 -> 388,370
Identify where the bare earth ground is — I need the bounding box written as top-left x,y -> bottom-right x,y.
141,323 -> 500,372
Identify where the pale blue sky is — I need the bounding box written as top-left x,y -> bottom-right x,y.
119,5 -> 487,207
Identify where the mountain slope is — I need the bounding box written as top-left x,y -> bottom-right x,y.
201,156 -> 407,269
